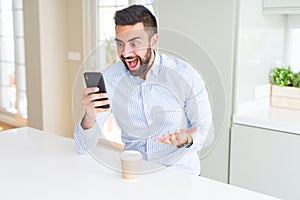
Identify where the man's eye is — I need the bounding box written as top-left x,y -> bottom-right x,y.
131,41 -> 140,47
116,41 -> 123,47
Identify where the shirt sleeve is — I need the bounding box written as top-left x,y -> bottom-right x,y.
74,112 -> 111,154
184,70 -> 213,151
73,122 -> 101,154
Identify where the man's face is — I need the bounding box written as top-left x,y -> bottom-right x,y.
115,23 -> 156,77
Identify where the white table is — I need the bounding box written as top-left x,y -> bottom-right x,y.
0,127 -> 279,200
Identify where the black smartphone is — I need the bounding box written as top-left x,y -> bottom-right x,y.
84,72 -> 110,109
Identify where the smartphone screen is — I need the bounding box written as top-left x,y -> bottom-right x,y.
84,72 -> 110,109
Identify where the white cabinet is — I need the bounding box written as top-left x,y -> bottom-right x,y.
263,0 -> 300,14
230,124 -> 300,200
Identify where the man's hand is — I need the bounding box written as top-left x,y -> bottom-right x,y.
80,87 -> 110,130
154,126 -> 198,147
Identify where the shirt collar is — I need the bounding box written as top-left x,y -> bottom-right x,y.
149,50 -> 161,78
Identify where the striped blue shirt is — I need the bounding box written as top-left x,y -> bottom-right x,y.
74,51 -> 212,175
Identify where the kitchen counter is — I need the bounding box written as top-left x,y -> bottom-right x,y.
233,99 -> 300,135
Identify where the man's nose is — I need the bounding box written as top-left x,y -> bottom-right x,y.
121,43 -> 133,58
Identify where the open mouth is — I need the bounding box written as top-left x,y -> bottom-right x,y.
125,57 -> 139,70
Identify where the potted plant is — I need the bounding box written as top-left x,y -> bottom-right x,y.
292,72 -> 300,88
270,66 -> 300,110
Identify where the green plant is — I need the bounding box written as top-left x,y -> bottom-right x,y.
292,72 -> 300,88
270,66 -> 294,86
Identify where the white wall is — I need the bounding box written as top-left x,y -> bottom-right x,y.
39,0 -> 72,136
23,0 -> 43,130
234,0 -> 286,109
67,0 -> 85,130
156,0 -> 238,182
24,0 -> 82,137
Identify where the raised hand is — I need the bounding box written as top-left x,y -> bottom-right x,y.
80,87 -> 110,129
154,126 -> 198,147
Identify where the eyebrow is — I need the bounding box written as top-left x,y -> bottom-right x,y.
115,36 -> 142,43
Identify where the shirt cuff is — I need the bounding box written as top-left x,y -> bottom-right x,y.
74,120 -> 102,154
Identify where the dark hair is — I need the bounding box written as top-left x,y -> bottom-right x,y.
114,5 -> 157,36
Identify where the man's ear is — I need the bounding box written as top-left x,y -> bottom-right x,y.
150,33 -> 159,48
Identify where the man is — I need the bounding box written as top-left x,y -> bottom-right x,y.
74,5 -> 212,175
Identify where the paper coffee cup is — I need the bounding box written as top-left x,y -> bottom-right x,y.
120,150 -> 142,180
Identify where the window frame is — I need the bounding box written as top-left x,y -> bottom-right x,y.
0,0 -> 27,127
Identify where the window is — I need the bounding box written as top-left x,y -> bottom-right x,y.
286,15 -> 300,72
96,0 -> 155,68
87,0 -> 155,145
0,0 -> 27,125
